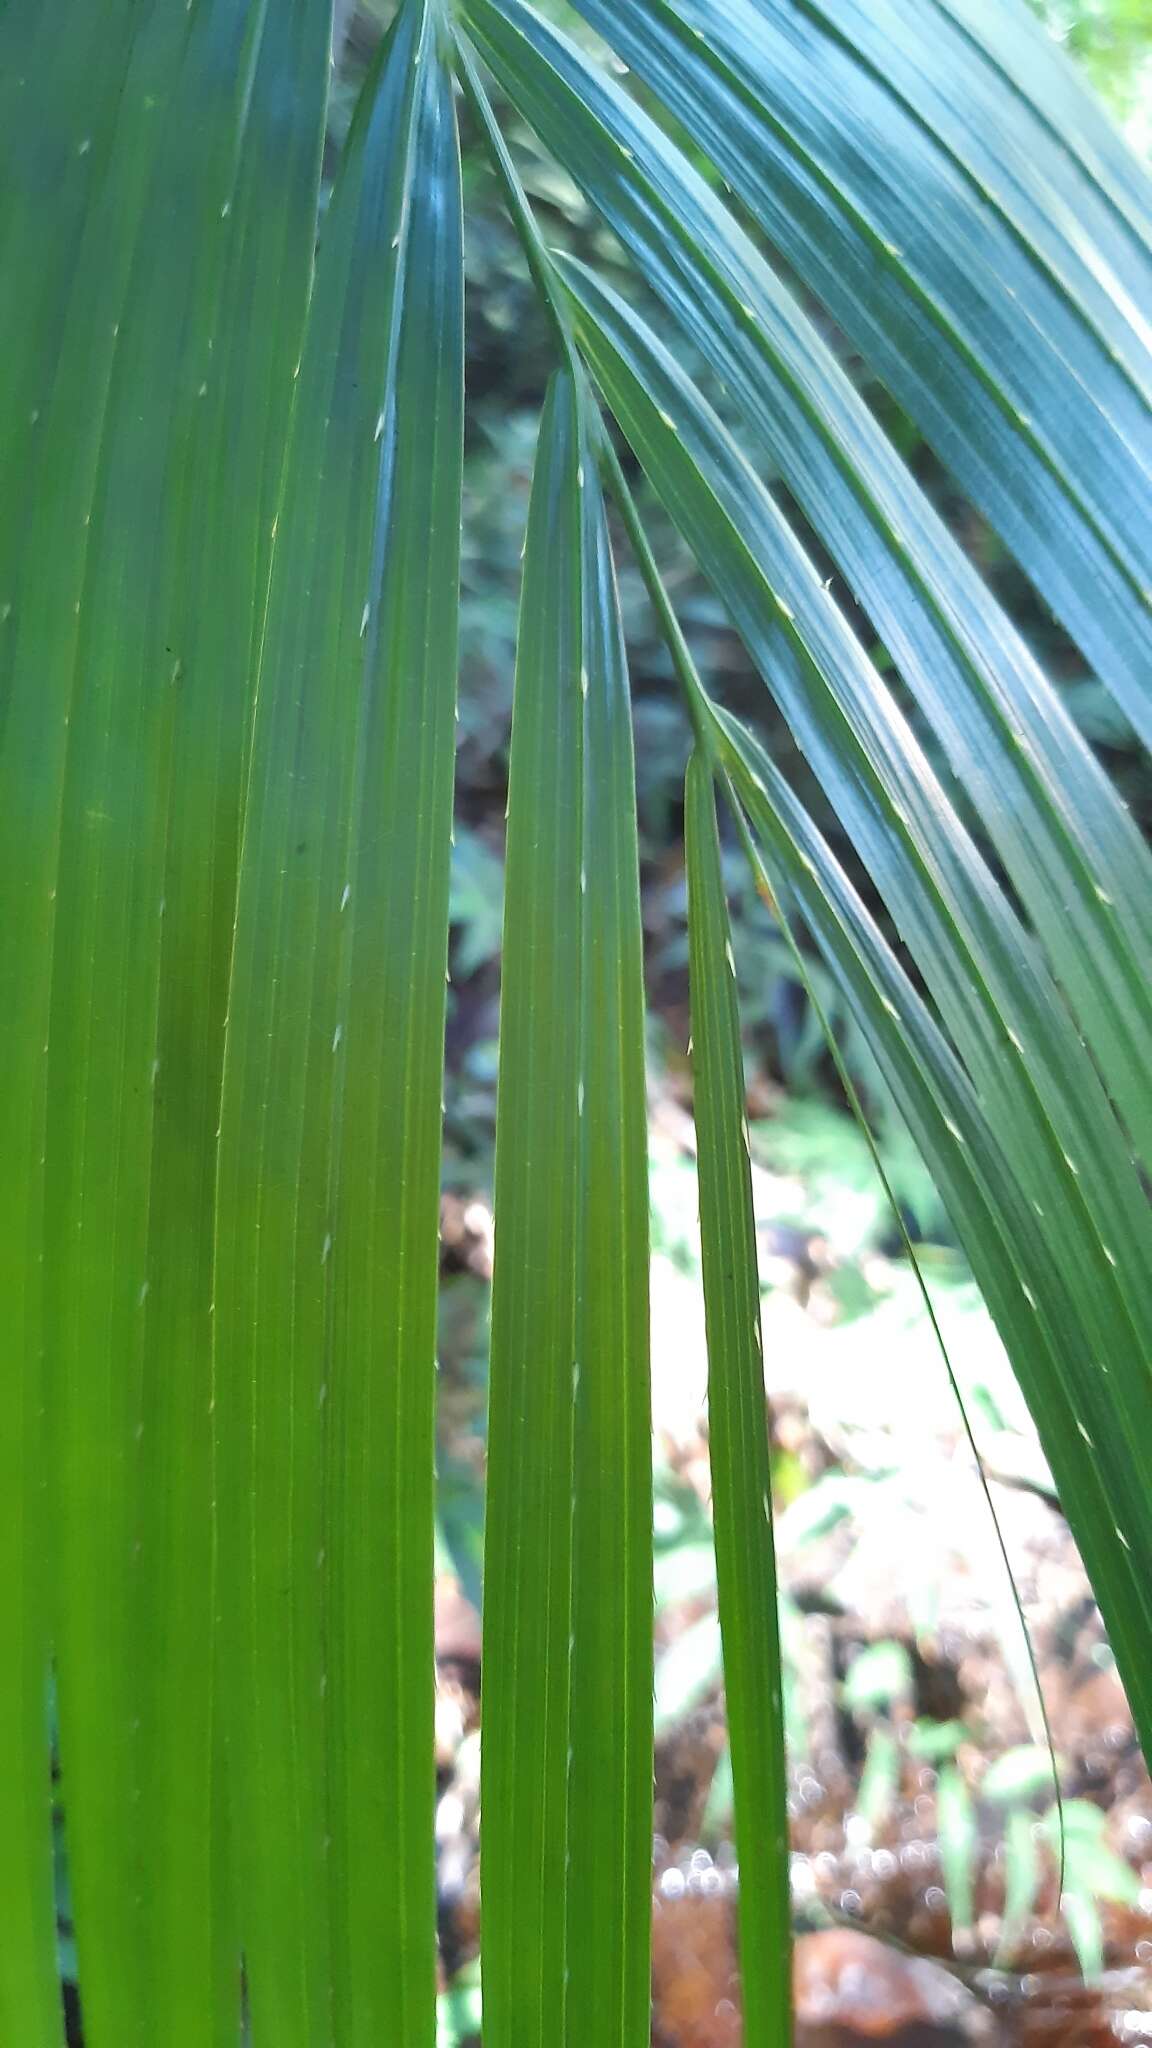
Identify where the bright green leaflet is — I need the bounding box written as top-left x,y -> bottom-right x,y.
483,366 -> 651,2048
685,750 -> 790,2048
438,78 -> 653,2033
0,1 -> 329,2041
214,4 -> 462,2042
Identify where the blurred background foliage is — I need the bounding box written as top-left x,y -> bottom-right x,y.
1032,0 -> 1152,148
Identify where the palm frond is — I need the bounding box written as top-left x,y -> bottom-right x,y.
3,0 -> 1152,2040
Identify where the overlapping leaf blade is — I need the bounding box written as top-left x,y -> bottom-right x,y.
561,255 -> 1152,1408
483,368 -> 651,2048
214,5 -> 462,2043
567,0 -> 1152,747
834,0 -> 1152,282
563,263 -> 1152,1743
464,0 -> 1152,1180
461,0 -> 1152,1772
713,702 -> 1152,1748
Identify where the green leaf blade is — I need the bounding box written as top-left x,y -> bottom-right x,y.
328,37 -> 464,2047
0,8 -> 193,2032
568,419 -> 652,2048
556,261 -> 1152,1449
483,370 -> 653,2048
461,0 -> 1152,1179
1,2 -> 330,2040
214,7 -> 462,2042
568,0 -> 1152,743
685,751 -> 790,2048
482,370 -> 585,2048
717,707 -> 1152,1753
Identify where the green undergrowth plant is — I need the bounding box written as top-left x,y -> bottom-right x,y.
3,1 -> 1152,2044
